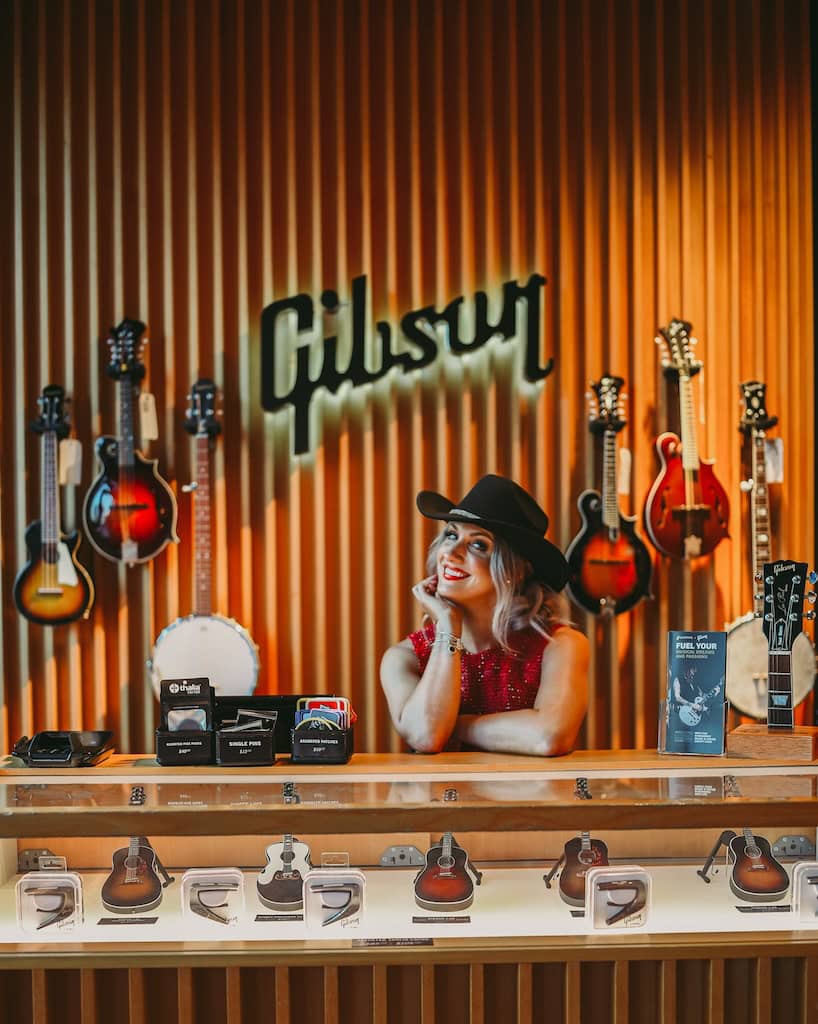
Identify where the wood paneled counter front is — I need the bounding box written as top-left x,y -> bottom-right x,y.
2,751 -> 818,1023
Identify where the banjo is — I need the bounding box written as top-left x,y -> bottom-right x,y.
149,379 -> 259,698
725,382 -> 814,718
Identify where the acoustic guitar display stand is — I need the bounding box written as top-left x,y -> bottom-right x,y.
697,830 -> 737,883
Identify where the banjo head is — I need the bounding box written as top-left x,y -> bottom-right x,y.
150,614 -> 259,699
725,614 -> 815,718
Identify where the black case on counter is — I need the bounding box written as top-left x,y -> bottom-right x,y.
290,726 -> 354,764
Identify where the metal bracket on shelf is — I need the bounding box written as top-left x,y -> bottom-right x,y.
379,845 -> 426,868
17,848 -> 57,873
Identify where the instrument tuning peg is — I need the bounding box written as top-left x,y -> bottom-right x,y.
181,481 -> 198,493
808,570 -> 818,585
809,591 -> 817,604
804,610 -> 816,621
753,592 -> 764,601
754,570 -> 763,581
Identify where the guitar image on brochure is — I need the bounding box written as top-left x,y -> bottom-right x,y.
82,319 -> 178,565
672,667 -> 722,728
13,385 -> 94,625
643,319 -> 730,559
148,378 -> 259,697
565,374 -> 652,615
413,788 -> 482,912
544,832 -> 610,908
100,836 -> 175,914
257,834 -> 312,912
725,383 -> 815,718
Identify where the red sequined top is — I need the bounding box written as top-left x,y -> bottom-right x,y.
408,622 -> 553,715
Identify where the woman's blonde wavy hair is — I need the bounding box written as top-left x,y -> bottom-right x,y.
426,527 -> 570,653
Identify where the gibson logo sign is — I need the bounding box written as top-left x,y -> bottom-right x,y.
261,273 -> 553,454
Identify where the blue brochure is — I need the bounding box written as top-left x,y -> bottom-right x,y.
662,631 -> 727,755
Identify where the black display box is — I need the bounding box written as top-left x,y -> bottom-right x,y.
290,727 -> 354,764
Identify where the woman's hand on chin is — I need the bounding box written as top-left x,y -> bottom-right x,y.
411,575 -> 463,633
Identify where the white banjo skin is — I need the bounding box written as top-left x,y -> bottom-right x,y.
725,612 -> 815,719
150,613 -> 259,699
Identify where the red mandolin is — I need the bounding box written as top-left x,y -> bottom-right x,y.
565,375 -> 652,615
83,320 -> 178,565
643,320 -> 729,560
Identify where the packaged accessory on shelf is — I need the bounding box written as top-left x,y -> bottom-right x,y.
291,697 -> 355,764
155,678 -> 215,766
16,871 -> 83,933
303,866 -> 365,930
586,865 -> 650,930
215,707 -> 277,766
181,869 -> 244,927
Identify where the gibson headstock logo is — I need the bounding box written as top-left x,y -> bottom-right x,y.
773,562 -> 795,575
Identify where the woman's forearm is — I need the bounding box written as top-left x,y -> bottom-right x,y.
395,647 -> 462,752
454,709 -> 577,757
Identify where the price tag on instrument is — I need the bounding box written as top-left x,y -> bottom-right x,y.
139,392 -> 159,441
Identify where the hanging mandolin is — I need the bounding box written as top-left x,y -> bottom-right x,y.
13,385 -> 94,625
82,319 -> 178,565
565,375 -> 652,615
643,319 -> 730,560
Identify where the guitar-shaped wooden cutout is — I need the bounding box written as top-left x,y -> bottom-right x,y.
544,832 -> 610,908
83,319 -> 178,564
760,560 -> 817,730
566,374 -> 652,615
728,828 -> 789,902
13,385 -> 94,625
100,835 -> 174,914
726,383 -> 815,718
257,834 -> 312,912
644,319 -> 730,559
149,378 -> 259,697
413,788 -> 482,912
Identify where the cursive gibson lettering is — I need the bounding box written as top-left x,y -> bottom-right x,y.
261,273 -> 553,454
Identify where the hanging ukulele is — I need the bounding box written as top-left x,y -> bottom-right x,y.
760,560 -> 817,730
148,378 -> 259,697
565,375 -> 652,615
13,385 -> 94,625
643,319 -> 730,559
726,383 -> 815,718
82,319 -> 178,565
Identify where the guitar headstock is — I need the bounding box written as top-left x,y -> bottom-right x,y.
587,375 -> 627,435
739,380 -> 778,434
759,560 -> 817,651
106,319 -> 147,382
656,318 -> 702,379
184,378 -> 222,438
31,384 -> 70,438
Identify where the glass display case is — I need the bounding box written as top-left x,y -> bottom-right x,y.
0,753 -> 817,949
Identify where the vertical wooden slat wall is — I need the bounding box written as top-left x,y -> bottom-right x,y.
2,954 -> 818,1024
0,0 -> 813,754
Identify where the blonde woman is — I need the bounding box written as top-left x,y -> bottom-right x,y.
381,475 -> 589,756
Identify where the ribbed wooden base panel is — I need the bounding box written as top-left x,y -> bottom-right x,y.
2,955 -> 817,1024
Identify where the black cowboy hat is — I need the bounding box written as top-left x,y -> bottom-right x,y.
416,474 -> 568,591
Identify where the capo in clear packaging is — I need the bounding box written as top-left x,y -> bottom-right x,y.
303,868 -> 365,931
16,871 -> 83,933
181,869 -> 244,927
790,862 -> 818,924
586,865 -> 650,930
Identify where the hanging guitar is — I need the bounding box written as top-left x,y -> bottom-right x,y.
643,319 -> 730,559
725,383 -> 815,718
760,560 -> 817,730
544,832 -> 610,908
257,834 -> 312,911
728,828 -> 789,902
565,375 -> 652,615
13,386 -> 94,625
100,835 -> 174,914
82,319 -> 178,565
149,378 -> 259,697
413,788 -> 482,912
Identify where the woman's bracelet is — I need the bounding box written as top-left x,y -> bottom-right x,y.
433,631 -> 465,654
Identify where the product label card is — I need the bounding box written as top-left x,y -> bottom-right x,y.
662,631 -> 727,755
